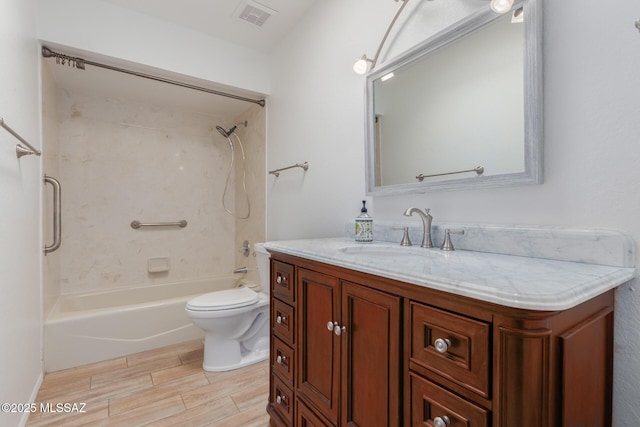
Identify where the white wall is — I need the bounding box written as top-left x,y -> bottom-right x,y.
267,0 -> 640,424
35,0 -> 270,95
0,0 -> 44,426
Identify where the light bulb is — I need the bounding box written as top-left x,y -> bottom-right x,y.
381,72 -> 394,82
353,55 -> 370,75
490,0 -> 514,14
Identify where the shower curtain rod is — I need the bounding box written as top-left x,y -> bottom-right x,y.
41,46 -> 265,107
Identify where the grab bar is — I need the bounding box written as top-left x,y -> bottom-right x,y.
44,175 -> 61,255
416,166 -> 484,182
1,117 -> 42,158
131,220 -> 188,229
269,162 -> 309,177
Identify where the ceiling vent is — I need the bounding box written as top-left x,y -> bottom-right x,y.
236,0 -> 278,28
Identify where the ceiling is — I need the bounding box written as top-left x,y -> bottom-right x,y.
45,0 -> 318,118
100,0 -> 318,53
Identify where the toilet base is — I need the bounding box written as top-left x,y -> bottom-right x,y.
201,332 -> 270,372
202,347 -> 269,372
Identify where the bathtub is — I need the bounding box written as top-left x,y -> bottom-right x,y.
44,276 -> 239,372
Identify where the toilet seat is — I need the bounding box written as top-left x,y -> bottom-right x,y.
186,286 -> 259,311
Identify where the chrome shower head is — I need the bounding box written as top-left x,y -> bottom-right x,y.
216,125 -> 233,138
216,121 -> 247,138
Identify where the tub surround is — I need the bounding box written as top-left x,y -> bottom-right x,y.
266,223 -> 635,311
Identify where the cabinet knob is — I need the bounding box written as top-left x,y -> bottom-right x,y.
434,338 -> 451,353
433,416 -> 451,427
334,324 -> 347,336
327,321 -> 336,331
276,275 -> 287,285
276,315 -> 286,324
276,355 -> 287,364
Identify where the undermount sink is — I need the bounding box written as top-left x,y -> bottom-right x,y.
338,243 -> 441,258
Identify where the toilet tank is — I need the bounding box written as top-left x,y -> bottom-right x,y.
254,243 -> 271,297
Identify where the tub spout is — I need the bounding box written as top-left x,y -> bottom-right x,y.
234,267 -> 248,274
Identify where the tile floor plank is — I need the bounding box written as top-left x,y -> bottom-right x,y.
26,341 -> 270,427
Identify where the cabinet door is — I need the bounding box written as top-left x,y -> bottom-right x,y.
297,268 -> 340,424
341,281 -> 401,427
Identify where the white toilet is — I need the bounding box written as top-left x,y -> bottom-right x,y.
185,243 -> 271,372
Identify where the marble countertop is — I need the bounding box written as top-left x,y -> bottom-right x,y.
264,237 -> 636,311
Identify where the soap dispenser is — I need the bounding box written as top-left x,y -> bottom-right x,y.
355,200 -> 373,243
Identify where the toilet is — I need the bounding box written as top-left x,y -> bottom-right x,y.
185,243 -> 271,372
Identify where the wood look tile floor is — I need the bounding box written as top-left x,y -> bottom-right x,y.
26,340 -> 270,427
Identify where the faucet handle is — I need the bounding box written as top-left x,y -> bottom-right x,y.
440,229 -> 464,251
393,226 -> 412,246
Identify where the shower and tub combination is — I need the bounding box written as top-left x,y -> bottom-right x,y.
43,120 -> 267,373
41,45 -> 268,373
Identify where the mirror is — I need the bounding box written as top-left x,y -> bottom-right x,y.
365,0 -> 542,195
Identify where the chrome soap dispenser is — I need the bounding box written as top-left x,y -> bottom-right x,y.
355,200 -> 373,243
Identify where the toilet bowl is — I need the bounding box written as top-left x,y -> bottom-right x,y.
185,243 -> 271,372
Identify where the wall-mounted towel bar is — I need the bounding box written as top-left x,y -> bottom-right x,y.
131,220 -> 188,229
0,117 -> 42,158
416,166 -> 484,182
269,162 -> 309,177
44,175 -> 61,255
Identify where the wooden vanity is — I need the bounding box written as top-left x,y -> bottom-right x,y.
266,248 -> 621,427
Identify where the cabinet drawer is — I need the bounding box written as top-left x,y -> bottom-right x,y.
410,373 -> 488,427
272,336 -> 295,386
273,299 -> 295,345
410,302 -> 490,397
271,374 -> 295,426
296,399 -> 332,427
272,260 -> 295,303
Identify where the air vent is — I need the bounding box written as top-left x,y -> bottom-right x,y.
236,0 -> 278,28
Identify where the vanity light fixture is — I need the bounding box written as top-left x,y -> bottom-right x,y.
511,7 -> 524,23
353,0 -> 411,75
490,0 -> 514,14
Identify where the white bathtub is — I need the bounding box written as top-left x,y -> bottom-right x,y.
45,276 -> 238,372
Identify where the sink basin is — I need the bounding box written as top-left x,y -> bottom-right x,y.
338,244 -> 439,258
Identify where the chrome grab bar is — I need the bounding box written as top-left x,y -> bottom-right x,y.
416,166 -> 484,182
0,117 -> 42,158
44,175 -> 61,255
269,162 -> 309,177
131,220 -> 187,229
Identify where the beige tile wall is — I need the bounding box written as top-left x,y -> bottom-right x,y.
233,104 -> 266,286
51,89 -> 264,295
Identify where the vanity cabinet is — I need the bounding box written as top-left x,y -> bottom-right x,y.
267,251 -> 615,427
296,268 -> 401,427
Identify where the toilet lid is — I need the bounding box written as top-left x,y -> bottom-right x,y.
186,286 -> 259,311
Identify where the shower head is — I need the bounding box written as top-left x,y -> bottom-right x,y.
216,125 -> 234,138
216,121 -> 248,138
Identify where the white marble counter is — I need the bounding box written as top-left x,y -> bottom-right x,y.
264,237 -> 636,311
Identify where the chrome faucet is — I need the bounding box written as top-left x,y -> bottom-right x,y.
403,207 -> 433,248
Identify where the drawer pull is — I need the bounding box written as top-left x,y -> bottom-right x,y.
276,315 -> 286,324
276,275 -> 287,285
327,321 -> 337,331
276,355 -> 287,364
276,393 -> 288,407
434,338 -> 451,353
433,416 -> 451,427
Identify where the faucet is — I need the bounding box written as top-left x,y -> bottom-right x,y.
403,207 -> 433,248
